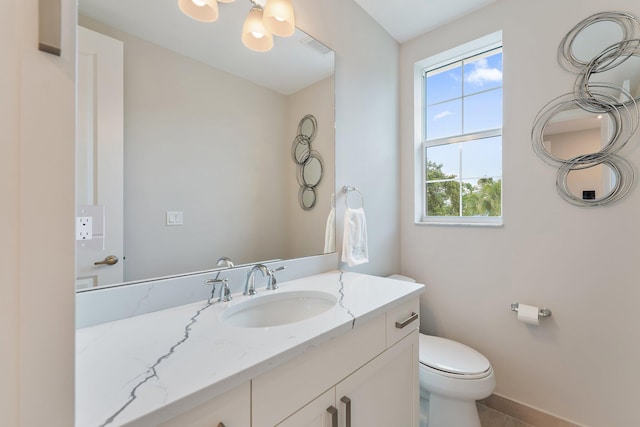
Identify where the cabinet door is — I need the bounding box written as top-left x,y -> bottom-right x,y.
277,389 -> 336,427
335,330 -> 419,427
159,382 -> 250,427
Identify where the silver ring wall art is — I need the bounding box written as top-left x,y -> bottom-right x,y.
292,114 -> 324,210
532,11 -> 640,207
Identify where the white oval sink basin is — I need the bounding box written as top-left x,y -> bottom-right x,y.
221,290 -> 337,328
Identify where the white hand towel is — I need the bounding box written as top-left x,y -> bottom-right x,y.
324,207 -> 336,253
341,207 -> 369,267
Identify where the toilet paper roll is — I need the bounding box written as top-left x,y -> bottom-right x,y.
517,304 -> 540,326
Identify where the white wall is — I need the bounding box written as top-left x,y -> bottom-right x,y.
2,1 -> 398,426
400,1 -> 640,426
1,0 -> 76,426
0,1 -> 20,425
295,0 -> 401,276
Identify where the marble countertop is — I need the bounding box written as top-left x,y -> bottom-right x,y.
76,271 -> 424,426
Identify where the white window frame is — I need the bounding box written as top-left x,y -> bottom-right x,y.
413,31 -> 503,227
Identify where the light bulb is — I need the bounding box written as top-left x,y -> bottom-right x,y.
242,6 -> 274,52
263,0 -> 295,37
178,0 -> 219,22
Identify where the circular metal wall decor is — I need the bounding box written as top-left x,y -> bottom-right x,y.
532,11 -> 640,207
558,12 -> 640,73
291,114 -> 324,210
299,152 -> 324,187
291,134 -> 311,164
575,40 -> 640,110
556,155 -> 634,206
299,186 -> 317,210
297,114 -> 318,142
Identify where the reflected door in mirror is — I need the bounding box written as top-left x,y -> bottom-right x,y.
76,27 -> 124,289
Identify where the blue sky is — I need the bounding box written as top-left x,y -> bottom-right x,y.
425,50 -> 503,181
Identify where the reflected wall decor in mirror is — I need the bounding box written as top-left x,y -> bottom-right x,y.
532,11 -> 640,206
76,0 -> 335,290
291,114 -> 324,210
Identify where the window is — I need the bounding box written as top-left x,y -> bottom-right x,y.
417,36 -> 503,225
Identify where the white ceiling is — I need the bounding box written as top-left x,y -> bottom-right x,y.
79,0 -> 334,95
353,0 -> 497,43
78,0 -> 496,94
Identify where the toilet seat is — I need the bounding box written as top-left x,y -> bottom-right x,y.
419,334 -> 492,379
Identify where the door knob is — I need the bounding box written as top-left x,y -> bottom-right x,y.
94,255 -> 119,266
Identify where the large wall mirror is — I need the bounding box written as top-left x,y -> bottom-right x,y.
76,0 -> 336,290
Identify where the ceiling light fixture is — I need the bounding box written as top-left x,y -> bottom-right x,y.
178,0 -> 220,23
263,0 -> 295,37
178,0 -> 296,53
242,5 -> 274,52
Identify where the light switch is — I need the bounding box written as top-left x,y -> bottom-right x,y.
166,211 -> 184,226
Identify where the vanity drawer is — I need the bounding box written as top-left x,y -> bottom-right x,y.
386,297 -> 420,347
252,314 -> 385,427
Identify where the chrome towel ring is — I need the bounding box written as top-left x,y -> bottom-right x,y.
342,185 -> 364,209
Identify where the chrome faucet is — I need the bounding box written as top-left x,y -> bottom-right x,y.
244,264 -> 269,296
216,256 -> 235,269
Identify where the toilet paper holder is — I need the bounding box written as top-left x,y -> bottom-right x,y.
510,302 -> 552,319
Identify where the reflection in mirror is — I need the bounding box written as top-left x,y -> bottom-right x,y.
76,0 -> 335,290
302,153 -> 324,187
542,107 -> 610,162
571,20 -> 624,63
300,186 -> 317,210
555,154 -> 634,206
564,163 -> 616,200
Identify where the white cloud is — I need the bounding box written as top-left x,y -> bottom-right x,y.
434,111 -> 452,121
465,58 -> 502,86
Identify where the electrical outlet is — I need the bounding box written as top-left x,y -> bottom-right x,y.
76,216 -> 93,240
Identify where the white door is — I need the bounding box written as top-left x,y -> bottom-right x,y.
76,26 -> 124,289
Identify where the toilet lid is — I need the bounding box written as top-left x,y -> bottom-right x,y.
419,334 -> 491,376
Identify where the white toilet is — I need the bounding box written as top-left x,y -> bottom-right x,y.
418,334 -> 495,427
387,275 -> 495,427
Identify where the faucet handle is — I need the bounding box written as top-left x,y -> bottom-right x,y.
217,278 -> 232,302
266,266 -> 286,290
204,277 -> 223,293
205,277 -> 231,302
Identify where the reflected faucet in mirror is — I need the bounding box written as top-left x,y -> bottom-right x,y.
216,257 -> 235,269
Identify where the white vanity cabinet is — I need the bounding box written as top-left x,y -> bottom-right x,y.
76,272 -> 424,426
254,297 -> 420,427
159,382 -> 250,427
277,330 -> 418,427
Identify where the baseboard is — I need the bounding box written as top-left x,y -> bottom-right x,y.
478,394 -> 585,427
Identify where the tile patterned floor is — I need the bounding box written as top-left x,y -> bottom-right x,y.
478,403 -> 535,427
